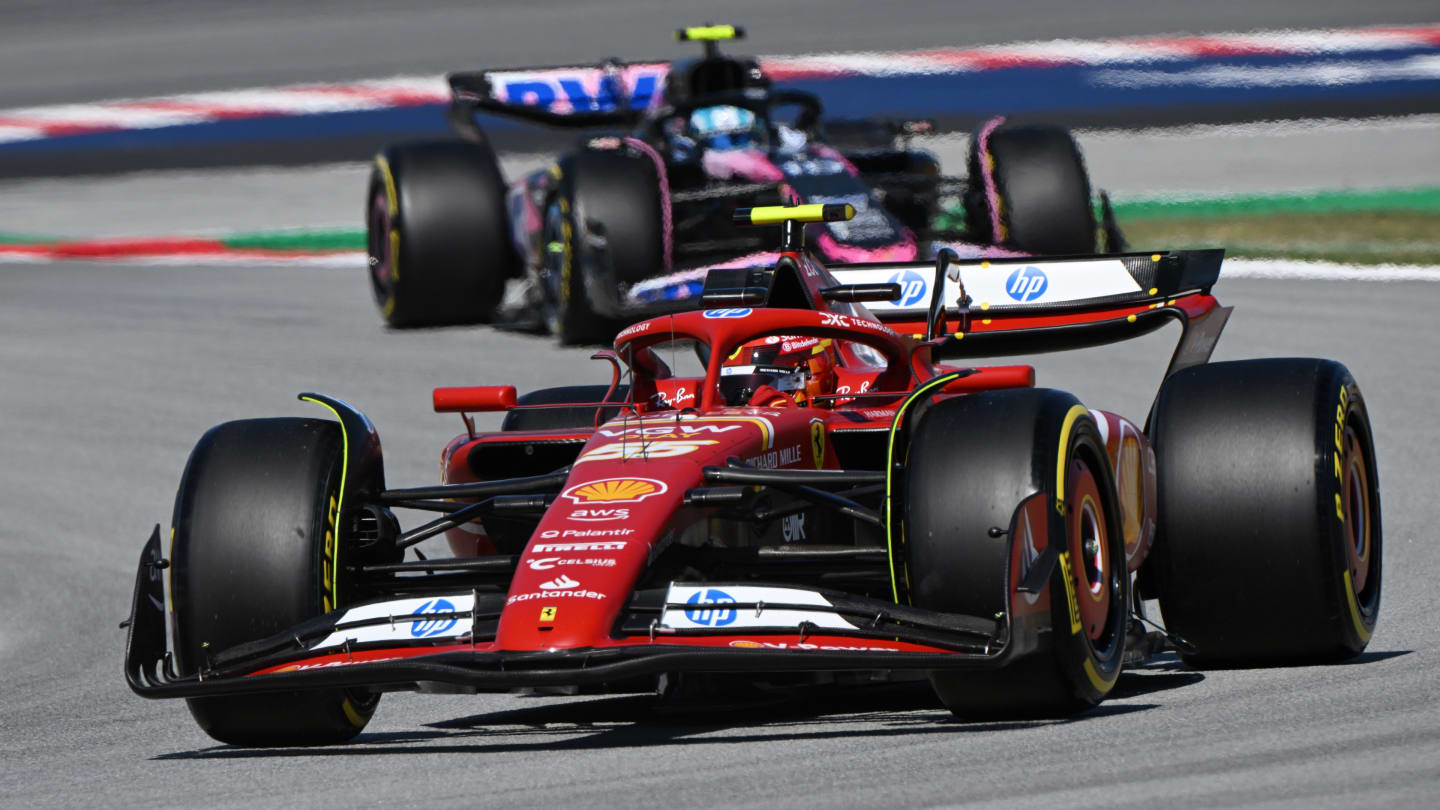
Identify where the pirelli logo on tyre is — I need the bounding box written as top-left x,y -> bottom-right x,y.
561,477 -> 669,504
1059,551 -> 1083,635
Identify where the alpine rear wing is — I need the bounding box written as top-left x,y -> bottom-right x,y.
448,61 -> 670,133
827,249 -> 1232,376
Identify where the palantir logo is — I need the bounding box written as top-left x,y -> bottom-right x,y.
886,270 -> 927,307
1005,266 -> 1048,302
410,598 -> 458,638
684,588 -> 737,627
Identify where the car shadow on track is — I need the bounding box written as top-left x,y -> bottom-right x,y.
153,681 -> 1164,760
1132,648 -> 1411,673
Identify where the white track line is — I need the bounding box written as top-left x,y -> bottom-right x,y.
1223,258 -> 1440,281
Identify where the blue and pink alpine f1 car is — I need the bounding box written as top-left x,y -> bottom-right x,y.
365,25 -> 1122,341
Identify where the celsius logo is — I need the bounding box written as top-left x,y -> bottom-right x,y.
684,588 -> 737,627
887,270 -> 927,307
1006,266 -> 1048,302
410,598 -> 458,638
703,308 -> 752,319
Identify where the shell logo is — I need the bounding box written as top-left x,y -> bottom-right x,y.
562,477 -> 669,504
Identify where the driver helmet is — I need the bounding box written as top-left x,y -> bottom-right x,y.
689,105 -> 759,151
719,336 -> 836,406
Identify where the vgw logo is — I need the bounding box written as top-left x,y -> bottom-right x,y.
1005,266 -> 1048,302
410,598 -> 458,638
684,589 -> 737,627
886,270 -> 927,307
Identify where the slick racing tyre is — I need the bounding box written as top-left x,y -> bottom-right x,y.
1147,358 -> 1381,666
965,121 -> 1096,255
544,150 -> 664,345
904,389 -> 1128,718
367,140 -> 517,328
500,385 -> 631,432
170,418 -> 378,746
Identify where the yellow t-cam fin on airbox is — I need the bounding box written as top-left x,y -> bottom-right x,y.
676,25 -> 744,42
734,203 -> 856,226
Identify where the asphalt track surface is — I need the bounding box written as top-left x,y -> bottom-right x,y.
5,116 -> 1440,240
3,261 -> 1439,809
3,0 -> 1436,108
3,2 -> 1440,808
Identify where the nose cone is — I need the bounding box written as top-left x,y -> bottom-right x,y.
494,410 -> 825,650
496,472 -> 681,651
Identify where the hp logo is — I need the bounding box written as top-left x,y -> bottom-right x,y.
684,588 -> 737,627
1005,266 -> 1049,302
703,308 -> 752,319
886,270 -> 927,307
410,598 -> 458,638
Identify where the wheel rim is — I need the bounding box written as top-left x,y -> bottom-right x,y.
541,200 -> 570,335
367,189 -> 395,302
1342,424 -> 1372,594
1067,457 -> 1115,642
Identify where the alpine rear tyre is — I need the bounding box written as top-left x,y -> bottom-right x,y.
367,140 -> 517,328
170,418 -> 378,746
1147,358 -> 1381,666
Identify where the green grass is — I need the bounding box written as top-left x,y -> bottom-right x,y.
938,187 -> 1440,266
221,228 -> 364,252
1108,186 -> 1440,221
4,187 -> 1436,266
1117,211 -> 1440,266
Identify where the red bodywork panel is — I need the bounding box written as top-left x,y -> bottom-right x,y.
416,251 -> 1210,657
222,250 -> 1217,675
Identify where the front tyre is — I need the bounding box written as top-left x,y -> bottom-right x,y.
904,389 -> 1128,718
170,418 -> 377,746
1147,359 -> 1381,666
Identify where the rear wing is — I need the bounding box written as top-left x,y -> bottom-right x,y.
448,61 -> 669,131
827,249 -> 1232,374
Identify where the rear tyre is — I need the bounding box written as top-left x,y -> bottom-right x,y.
965,122 -> 1096,255
170,418 -> 377,746
1147,359 -> 1381,666
904,389 -> 1128,718
544,150 -> 664,345
500,385 -> 631,432
367,140 -> 517,328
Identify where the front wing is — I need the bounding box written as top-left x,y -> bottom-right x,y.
124,530 -> 1028,700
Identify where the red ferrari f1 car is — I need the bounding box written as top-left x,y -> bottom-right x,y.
366,25 -> 1120,342
126,205 -> 1380,746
